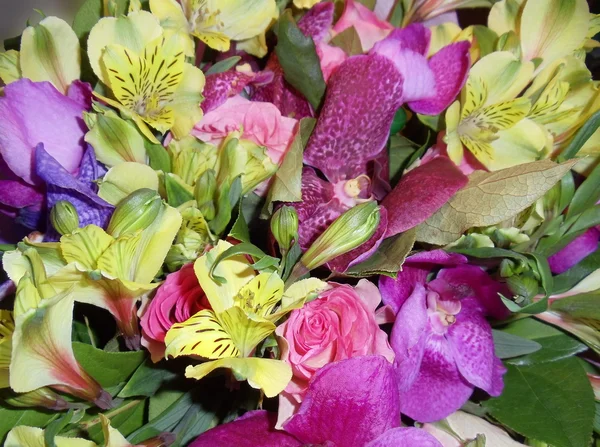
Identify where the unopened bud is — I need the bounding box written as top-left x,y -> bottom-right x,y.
301,201 -> 380,271
108,188 -> 162,237
50,201 -> 80,235
194,170 -> 217,221
271,206 -> 299,252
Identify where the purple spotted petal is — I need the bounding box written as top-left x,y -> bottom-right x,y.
327,206 -> 388,273
297,1 -> 335,41
382,157 -> 468,238
190,411 -> 300,447
77,145 -> 106,190
298,200 -> 347,250
35,144 -> 113,230
202,71 -> 256,113
303,54 -> 404,182
381,24 -> 431,56
0,180 -> 43,208
390,283 -> 428,392
294,168 -> 335,222
366,428 -> 443,447
284,356 -> 400,447
408,41 -> 470,115
447,298 -> 501,394
548,228 -> 600,274
399,335 -> 474,422
0,79 -> 88,185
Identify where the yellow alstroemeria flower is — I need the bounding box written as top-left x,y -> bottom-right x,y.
150,0 -> 278,57
5,426 -> 95,447
0,310 -> 14,389
401,0 -> 493,26
165,240 -> 326,397
445,51 -> 548,170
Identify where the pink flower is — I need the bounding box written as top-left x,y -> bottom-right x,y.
192,96 -> 298,165
316,42 -> 347,82
275,280 -> 394,425
140,263 -> 210,362
332,0 -> 394,51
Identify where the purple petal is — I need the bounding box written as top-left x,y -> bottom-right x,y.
77,145 -> 106,190
327,207 -> 388,273
366,428 -> 443,447
548,228 -> 600,274
382,157 -> 468,238
447,298 -> 500,394
379,24 -> 431,55
390,283 -> 428,391
0,79 -> 87,185
35,144 -> 113,230
284,356 -> 399,447
399,335 -> 474,422
294,167 -> 335,222
435,266 -> 510,320
303,54 -> 404,182
202,71 -> 256,113
190,411 -> 301,447
298,2 -> 335,42
0,180 -> 43,208
67,81 -> 93,110
408,41 -> 470,115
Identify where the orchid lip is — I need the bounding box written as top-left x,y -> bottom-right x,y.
426,290 -> 461,335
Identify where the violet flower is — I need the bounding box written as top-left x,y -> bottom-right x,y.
380,251 -> 510,422
548,228 -> 600,274
190,356 -> 443,447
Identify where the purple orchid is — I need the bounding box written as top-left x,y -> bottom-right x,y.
190,356 -> 443,447
380,251 -> 510,422
548,228 -> 600,274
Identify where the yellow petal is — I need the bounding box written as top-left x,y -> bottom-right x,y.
100,414 -> 133,447
520,0 -> 589,70
487,0 -> 524,36
0,50 -> 21,84
170,63 -> 205,140
220,306 -> 276,356
474,97 -> 531,131
165,309 -> 240,359
6,426 -> 96,447
467,51 -> 534,106
20,17 -> 80,94
485,119 -> 548,170
185,357 -> 292,398
236,33 -> 269,58
14,274 -> 43,318
233,272 -> 284,318
194,240 -> 256,315
528,74 -> 570,122
60,225 -> 115,271
98,162 -> 159,205
429,23 -> 462,57
87,11 -> 162,85
293,0 -> 320,8
149,0 -> 195,57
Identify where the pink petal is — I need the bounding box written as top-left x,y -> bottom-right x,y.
201,71 -> 256,113
548,228 -> 600,274
0,180 -> 43,208
284,356 -> 400,447
333,0 -> 394,51
382,157 -> 468,238
366,427 -> 444,447
298,1 -> 335,42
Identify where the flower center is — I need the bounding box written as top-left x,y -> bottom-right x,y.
426,290 -> 461,335
333,175 -> 372,208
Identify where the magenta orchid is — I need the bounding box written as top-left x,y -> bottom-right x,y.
380,250 -> 510,422
189,356 -> 443,447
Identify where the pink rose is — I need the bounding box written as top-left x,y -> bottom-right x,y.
192,96 -> 298,166
332,0 -> 394,51
316,42 -> 348,82
140,263 -> 210,362
275,279 -> 394,425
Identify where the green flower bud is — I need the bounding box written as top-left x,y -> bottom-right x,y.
301,201 -> 380,271
50,201 -> 80,235
194,169 -> 217,221
271,206 -> 299,252
107,188 -> 162,237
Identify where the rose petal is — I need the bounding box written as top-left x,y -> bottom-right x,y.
333,0 -> 394,51
284,356 -> 400,446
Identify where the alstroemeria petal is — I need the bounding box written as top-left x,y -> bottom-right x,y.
190,411 -> 301,447
0,79 -> 87,185
366,427 -> 443,447
284,356 -> 399,447
6,426 -> 96,447
35,145 -> 114,230
400,335 -> 473,423
303,54 -> 404,182
382,157 -> 468,238
185,357 -> 292,398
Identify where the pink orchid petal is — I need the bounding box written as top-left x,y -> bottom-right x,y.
548,228 -> 600,274
0,180 -> 43,208
303,54 -> 404,182
190,411 -> 301,447
298,1 -> 335,42
366,427 -> 444,447
284,356 -> 400,447
333,0 -> 394,51
201,71 -> 256,113
382,157 -> 468,238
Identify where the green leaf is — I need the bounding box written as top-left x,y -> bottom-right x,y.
72,341 -> 146,388
204,56 -> 242,75
165,174 -> 194,207
568,205 -> 600,235
567,162 -> 600,219
329,26 -> 364,56
72,0 -> 128,41
559,109 -> 600,161
553,250 -> 600,294
209,176 -> 242,235
484,358 -> 595,447
389,108 -> 407,135
345,229 -> 416,278
84,399 -> 147,443
449,247 -> 529,263
145,140 -> 172,173
229,202 -> 251,243
268,118 -> 316,206
501,295 -> 548,314
208,242 -> 269,282
275,10 -> 326,110
528,252 -> 553,296
0,404 -> 55,444
45,410 -> 80,447
492,329 -> 541,359
558,171 -> 575,215
551,293 -> 600,320
388,135 -> 418,184
388,1 -> 404,27
118,359 -> 179,398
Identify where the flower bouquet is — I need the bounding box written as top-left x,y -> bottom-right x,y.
1,0 -> 600,445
